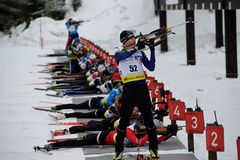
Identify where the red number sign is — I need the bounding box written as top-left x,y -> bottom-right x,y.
151,82 -> 164,99
206,125 -> 224,152
186,111 -> 205,134
146,77 -> 155,90
156,102 -> 167,110
165,90 -> 172,101
168,100 -> 186,121
237,137 -> 240,160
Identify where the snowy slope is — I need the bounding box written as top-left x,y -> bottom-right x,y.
0,0 -> 240,160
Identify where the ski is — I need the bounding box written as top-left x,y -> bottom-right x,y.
46,93 -> 64,98
47,137 -> 81,143
52,79 -> 87,85
62,90 -> 97,96
34,87 -> 48,91
39,100 -> 63,105
32,105 -> 52,108
32,106 -> 64,114
38,53 -> 66,57
48,121 -> 88,126
33,146 -> 52,155
24,82 -> 50,85
71,94 -> 106,99
48,84 -> 86,90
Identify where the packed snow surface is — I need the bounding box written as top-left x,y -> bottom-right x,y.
0,0 -> 239,160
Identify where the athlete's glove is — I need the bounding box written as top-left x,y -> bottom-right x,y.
146,39 -> 155,51
136,37 -> 146,50
167,124 -> 178,136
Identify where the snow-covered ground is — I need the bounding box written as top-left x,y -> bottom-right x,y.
0,0 -> 240,160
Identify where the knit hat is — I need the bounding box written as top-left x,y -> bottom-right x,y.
120,30 -> 134,44
111,72 -> 121,82
73,37 -> 80,43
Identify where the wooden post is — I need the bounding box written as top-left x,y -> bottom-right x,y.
237,137 -> 240,160
188,133 -> 194,152
159,10 -> 168,52
224,9 -> 238,78
208,151 -> 217,160
154,0 -> 159,15
187,108 -> 194,152
215,10 -> 223,48
185,10 -> 196,65
171,120 -> 176,125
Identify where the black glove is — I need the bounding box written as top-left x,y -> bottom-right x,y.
146,39 -> 155,51
154,109 -> 168,120
167,124 -> 178,136
94,78 -> 101,85
136,38 -> 145,50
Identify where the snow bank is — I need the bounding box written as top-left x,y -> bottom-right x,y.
0,0 -> 240,160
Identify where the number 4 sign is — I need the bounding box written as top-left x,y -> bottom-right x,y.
168,100 -> 186,121
237,137 -> 240,160
206,124 -> 224,152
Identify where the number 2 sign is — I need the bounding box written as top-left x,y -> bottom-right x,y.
206,124 -> 224,152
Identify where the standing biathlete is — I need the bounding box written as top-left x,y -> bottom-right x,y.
65,18 -> 84,50
114,30 -> 159,160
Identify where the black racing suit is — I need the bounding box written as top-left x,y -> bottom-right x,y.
52,97 -> 103,110
114,47 -> 158,153
69,117 -> 118,134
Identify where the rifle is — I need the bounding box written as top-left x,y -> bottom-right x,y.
135,19 -> 196,51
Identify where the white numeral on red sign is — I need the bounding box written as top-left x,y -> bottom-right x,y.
191,116 -> 198,129
211,132 -> 218,147
174,105 -> 180,116
155,86 -> 159,95
146,80 -> 150,86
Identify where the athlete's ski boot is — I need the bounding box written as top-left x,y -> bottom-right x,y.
113,151 -> 123,160
43,144 -> 54,151
149,149 -> 160,160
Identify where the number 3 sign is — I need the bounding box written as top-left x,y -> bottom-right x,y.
206,124 -> 224,152
185,110 -> 205,134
